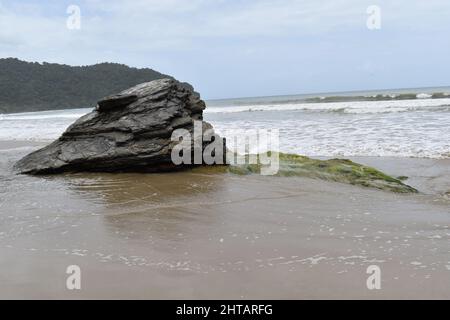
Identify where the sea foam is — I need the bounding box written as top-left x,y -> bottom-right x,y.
1,99 -> 449,159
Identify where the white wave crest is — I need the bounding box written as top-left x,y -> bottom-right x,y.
416,93 -> 432,99
0,108 -> 91,121
205,98 -> 450,114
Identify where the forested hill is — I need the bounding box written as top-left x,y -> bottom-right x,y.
0,58 -> 172,113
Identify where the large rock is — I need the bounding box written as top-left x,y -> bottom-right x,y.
14,79 -> 225,174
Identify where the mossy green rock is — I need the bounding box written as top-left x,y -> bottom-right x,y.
196,152 -> 418,194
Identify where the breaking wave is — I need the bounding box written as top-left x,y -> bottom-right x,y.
1,97 -> 449,159
0,108 -> 90,121
205,99 -> 450,114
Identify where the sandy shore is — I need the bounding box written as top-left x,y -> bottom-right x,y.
0,140 -> 449,299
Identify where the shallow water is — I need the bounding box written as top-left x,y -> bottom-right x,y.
0,144 -> 449,299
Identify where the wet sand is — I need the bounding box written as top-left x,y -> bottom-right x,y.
0,141 -> 449,299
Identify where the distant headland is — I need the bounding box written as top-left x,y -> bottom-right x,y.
0,58 -> 171,113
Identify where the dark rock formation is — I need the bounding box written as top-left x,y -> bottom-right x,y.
14,79 -> 225,174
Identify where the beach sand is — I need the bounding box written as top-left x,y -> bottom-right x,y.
0,141 -> 449,299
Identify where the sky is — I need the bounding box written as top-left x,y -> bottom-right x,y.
0,0 -> 449,99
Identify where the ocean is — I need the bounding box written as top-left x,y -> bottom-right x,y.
1,87 -> 449,299
1,87 -> 449,158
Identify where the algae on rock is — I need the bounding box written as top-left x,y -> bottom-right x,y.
197,152 -> 418,194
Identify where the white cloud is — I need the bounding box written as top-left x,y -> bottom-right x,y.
1,0 -> 449,97
2,0 -> 450,54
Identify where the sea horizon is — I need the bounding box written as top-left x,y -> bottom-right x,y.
2,84 -> 450,116
206,84 -> 450,104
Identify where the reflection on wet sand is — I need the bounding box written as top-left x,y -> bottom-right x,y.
53,170 -> 228,241
63,171 -> 224,205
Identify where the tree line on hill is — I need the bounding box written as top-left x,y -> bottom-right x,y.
0,58 -> 172,113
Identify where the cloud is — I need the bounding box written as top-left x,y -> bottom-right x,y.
0,1 -> 363,49
2,0 -> 450,52
1,0 -> 450,98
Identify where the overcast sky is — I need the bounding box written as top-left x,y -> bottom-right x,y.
1,0 -> 449,99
